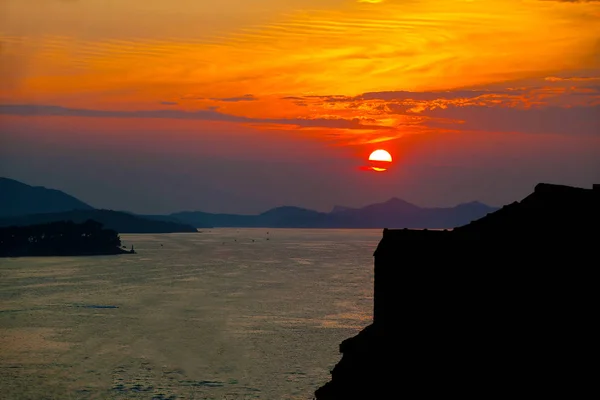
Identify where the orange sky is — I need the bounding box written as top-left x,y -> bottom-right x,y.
1,0 -> 599,213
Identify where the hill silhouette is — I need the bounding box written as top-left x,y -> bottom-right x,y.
172,198 -> 497,229
0,209 -> 198,234
0,178 -> 199,233
0,177 -> 94,217
2,176 -> 497,230
314,183 -> 599,399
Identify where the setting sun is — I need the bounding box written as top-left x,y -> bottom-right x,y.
368,149 -> 392,172
369,150 -> 392,162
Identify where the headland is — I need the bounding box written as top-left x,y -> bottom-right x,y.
0,219 -> 134,257
315,183 -> 599,399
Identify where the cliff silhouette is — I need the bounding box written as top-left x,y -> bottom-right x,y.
0,220 -> 133,257
314,183 -> 599,399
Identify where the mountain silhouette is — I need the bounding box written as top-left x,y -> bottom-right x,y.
0,177 -> 94,217
0,178 -> 198,233
330,205 -> 355,213
0,210 -> 198,234
1,176 -> 497,230
172,198 -> 497,229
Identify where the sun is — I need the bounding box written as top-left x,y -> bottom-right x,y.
369,149 -> 392,162
368,149 -> 392,172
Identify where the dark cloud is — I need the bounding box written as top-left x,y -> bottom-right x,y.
210,94 -> 257,102
160,101 -> 178,105
0,104 -> 387,130
180,94 -> 258,102
545,76 -> 600,82
424,105 -> 600,136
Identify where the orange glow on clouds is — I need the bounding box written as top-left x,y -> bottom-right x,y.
1,0 -> 599,160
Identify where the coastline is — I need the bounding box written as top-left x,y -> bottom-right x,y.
0,247 -> 135,258
0,220 -> 136,258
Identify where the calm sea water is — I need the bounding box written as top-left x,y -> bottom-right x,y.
0,228 -> 382,399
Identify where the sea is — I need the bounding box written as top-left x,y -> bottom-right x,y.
0,228 -> 383,400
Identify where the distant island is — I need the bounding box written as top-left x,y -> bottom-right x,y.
314,183 -> 599,399
172,198 -> 497,229
0,220 -> 134,257
0,178 -> 199,233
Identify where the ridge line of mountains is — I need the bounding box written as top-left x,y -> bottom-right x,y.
0,177 -> 499,232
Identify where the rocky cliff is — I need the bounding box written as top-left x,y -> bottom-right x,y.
314,183 -> 599,399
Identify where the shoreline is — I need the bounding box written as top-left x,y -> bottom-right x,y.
0,248 -> 135,258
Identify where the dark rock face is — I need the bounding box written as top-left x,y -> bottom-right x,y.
315,183 -> 599,399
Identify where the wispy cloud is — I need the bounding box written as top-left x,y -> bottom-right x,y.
210,94 -> 257,102
180,94 -> 258,102
1,0 -> 599,147
2,0 -> 599,102
545,76 -> 600,82
425,105 -> 600,135
0,103 -> 389,131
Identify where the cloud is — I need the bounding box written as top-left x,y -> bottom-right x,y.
276,81 -> 600,137
283,80 -> 600,113
359,90 -> 503,101
4,0 -> 599,102
0,103 -> 388,131
284,89 -> 527,104
181,94 -> 258,102
210,94 -> 258,102
181,94 -> 258,103
160,101 -> 178,105
425,105 -> 600,135
545,76 -> 600,82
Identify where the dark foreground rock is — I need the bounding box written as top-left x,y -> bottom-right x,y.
315,183 -> 599,399
0,219 -> 134,257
